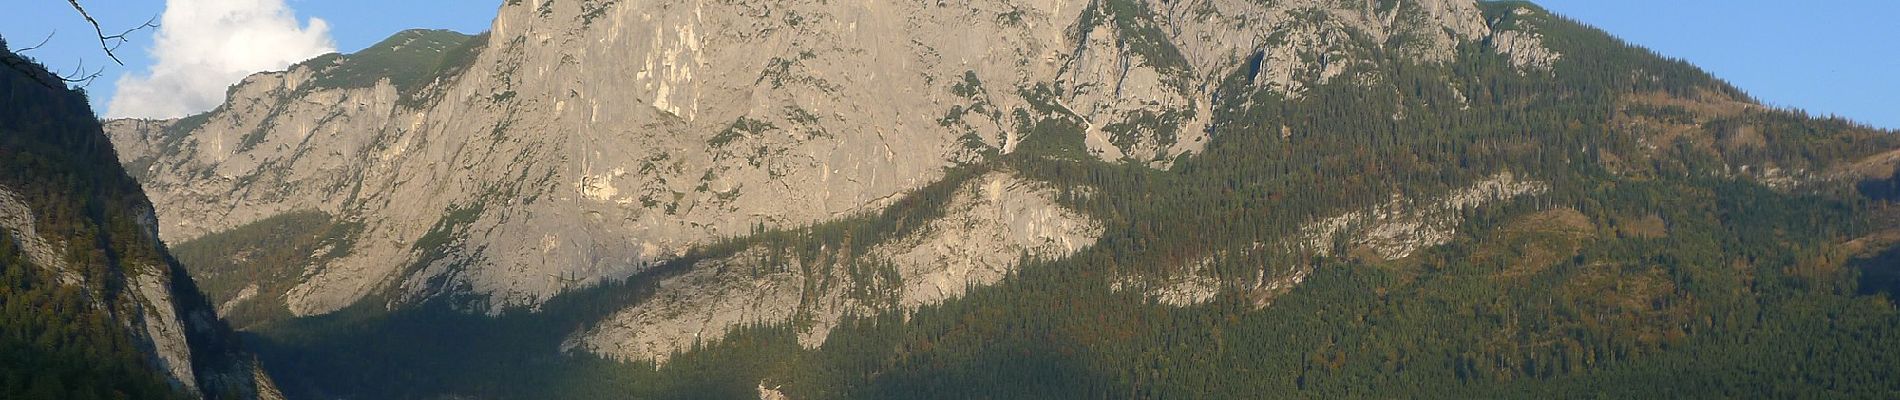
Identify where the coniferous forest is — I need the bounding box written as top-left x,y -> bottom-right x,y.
5,1 -> 1900,399
0,39 -> 199,399
194,3 -> 1900,399
2,37 -> 266,400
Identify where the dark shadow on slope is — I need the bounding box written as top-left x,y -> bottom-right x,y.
241,243 -> 725,399
243,166 -> 994,399
1856,166 -> 1900,202
1854,245 -> 1900,306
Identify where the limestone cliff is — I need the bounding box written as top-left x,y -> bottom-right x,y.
1301,171 -> 1550,261
1110,172 -> 1548,309
564,171 -> 1101,363
106,0 -> 1559,318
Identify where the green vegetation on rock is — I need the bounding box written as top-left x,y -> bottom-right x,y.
0,38 -> 266,400
171,211 -> 361,328
302,29 -> 478,94
130,3 -> 1900,399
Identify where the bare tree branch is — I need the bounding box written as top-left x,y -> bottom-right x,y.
2,43 -> 103,88
16,31 -> 57,53
65,0 -> 160,66
1,1 -> 159,88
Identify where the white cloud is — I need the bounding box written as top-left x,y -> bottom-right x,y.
106,0 -> 334,119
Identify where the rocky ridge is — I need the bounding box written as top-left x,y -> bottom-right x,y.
564,171 -> 1101,363
1302,171 -> 1549,260
1110,172 -> 1548,308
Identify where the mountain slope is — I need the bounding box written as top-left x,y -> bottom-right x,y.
109,0 -> 1550,321
105,0 -> 1900,398
0,40 -> 280,399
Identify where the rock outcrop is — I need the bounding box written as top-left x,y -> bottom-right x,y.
1486,5 -> 1563,73
1302,172 -> 1550,260
1117,272 -> 1224,307
0,189 -> 70,282
759,383 -> 791,400
564,171 -> 1101,363
1115,172 -> 1548,309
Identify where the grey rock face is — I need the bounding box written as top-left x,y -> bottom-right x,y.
1114,271 -> 1223,307
130,268 -> 200,393
1,186 -> 191,390
1115,173 -> 1548,309
0,188 -> 72,283
1,183 -> 277,398
758,383 -> 791,400
564,171 -> 1101,363
1486,6 -> 1563,73
108,0 -> 1529,316
1301,172 -> 1549,260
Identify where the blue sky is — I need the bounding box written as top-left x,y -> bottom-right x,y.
1535,0 -> 1898,129
0,1 -> 497,65
0,0 -> 498,117
0,1 -> 1892,128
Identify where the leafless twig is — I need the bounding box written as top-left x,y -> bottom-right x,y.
16,31 -> 56,53
66,0 -> 160,66
2,1 -> 159,88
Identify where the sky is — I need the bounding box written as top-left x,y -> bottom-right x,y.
1534,0 -> 1899,129
0,1 -> 1892,128
0,0 -> 497,118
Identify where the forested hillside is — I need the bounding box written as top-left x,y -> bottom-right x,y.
0,38 -> 277,399
175,2 -> 1900,399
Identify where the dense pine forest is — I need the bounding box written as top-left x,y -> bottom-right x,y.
0,37 -> 273,399
0,39 -> 199,399
166,3 -> 1900,399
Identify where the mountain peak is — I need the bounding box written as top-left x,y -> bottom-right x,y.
295,28 -> 478,93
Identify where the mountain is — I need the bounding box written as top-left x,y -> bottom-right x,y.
106,0 -> 1900,398
106,0 -> 1518,321
0,40 -> 280,399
